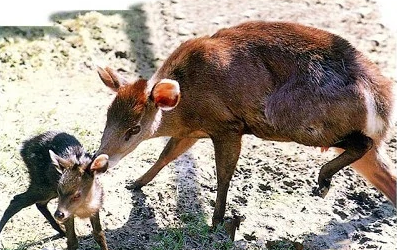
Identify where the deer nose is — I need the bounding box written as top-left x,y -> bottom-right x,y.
54,210 -> 65,220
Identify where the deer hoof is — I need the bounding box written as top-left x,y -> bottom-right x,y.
312,178 -> 331,198
125,180 -> 144,191
312,186 -> 330,198
223,215 -> 246,241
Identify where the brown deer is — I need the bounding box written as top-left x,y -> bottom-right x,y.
0,131 -> 109,250
95,21 -> 396,227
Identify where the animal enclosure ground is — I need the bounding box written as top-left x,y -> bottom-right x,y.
0,0 -> 396,249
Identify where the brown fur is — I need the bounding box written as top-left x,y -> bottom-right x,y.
97,21 -> 396,229
108,79 -> 148,126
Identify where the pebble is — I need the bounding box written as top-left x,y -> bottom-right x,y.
177,26 -> 191,36
174,12 -> 186,20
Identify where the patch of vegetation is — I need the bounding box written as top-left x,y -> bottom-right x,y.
70,123 -> 100,153
265,238 -> 304,250
0,240 -> 32,250
152,212 -> 233,250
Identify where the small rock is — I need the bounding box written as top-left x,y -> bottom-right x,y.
358,236 -> 371,244
115,51 -> 129,59
211,16 -> 226,25
100,47 -> 112,53
371,40 -> 379,47
265,225 -> 275,232
174,12 -> 186,20
234,196 -> 248,205
332,208 -> 348,220
243,232 -> 257,241
258,183 -> 272,191
177,26 -> 191,36
283,180 -> 295,187
242,9 -> 259,18
372,209 -> 385,219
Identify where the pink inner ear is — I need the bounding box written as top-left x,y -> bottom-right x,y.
90,154 -> 109,173
152,81 -> 180,109
155,94 -> 178,108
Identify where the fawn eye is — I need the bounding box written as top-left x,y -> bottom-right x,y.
124,125 -> 141,141
71,192 -> 81,201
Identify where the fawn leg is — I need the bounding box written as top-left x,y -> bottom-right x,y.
133,137 -> 198,189
314,131 -> 373,197
36,199 -> 65,236
90,212 -> 108,250
64,217 -> 78,250
211,134 -> 242,227
0,190 -> 44,233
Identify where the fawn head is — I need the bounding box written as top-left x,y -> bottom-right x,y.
50,150 -> 108,222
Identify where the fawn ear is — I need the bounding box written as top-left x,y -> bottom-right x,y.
97,66 -> 128,92
49,150 -> 69,173
90,154 -> 109,174
151,79 -> 180,111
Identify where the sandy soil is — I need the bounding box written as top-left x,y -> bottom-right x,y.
0,0 -> 396,249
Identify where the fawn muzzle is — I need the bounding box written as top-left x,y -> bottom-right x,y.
54,209 -> 68,222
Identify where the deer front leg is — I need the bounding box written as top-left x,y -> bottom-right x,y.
211,134 -> 242,227
314,131 -> 373,197
133,137 -> 198,189
90,212 -> 108,250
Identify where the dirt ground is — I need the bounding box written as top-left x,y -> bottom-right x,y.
0,0 -> 396,249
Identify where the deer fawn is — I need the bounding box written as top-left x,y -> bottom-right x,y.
95,21 -> 396,227
0,131 -> 109,250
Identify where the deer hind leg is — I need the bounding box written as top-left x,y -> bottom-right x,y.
0,190 -> 43,233
341,144 -> 396,207
314,131 -> 373,198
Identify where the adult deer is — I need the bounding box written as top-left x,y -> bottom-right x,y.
96,21 -> 396,227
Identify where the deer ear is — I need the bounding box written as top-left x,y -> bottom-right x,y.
49,150 -> 69,173
97,66 -> 128,92
151,79 -> 180,111
90,154 -> 109,174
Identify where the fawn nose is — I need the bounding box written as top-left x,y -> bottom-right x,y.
54,210 -> 65,220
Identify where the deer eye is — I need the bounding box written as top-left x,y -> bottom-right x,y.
125,125 -> 141,141
71,192 -> 81,202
